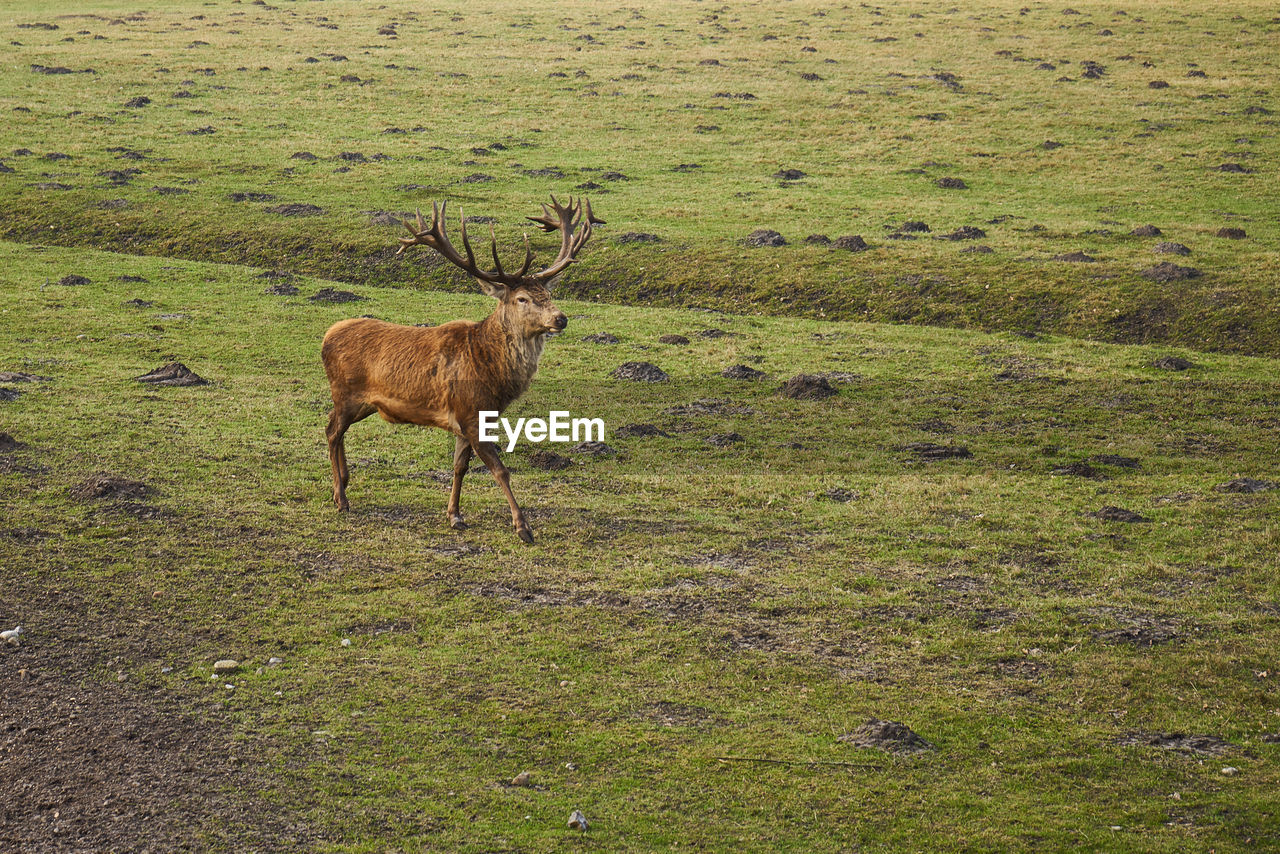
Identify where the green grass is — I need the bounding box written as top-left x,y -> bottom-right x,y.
0,0 -> 1277,352
2,239 -> 1278,850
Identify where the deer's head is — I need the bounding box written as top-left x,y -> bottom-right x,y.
397,196 -> 602,341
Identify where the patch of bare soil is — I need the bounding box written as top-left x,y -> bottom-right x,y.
308,288 -> 364,303
70,474 -> 152,501
1216,227 -> 1246,239
634,701 -> 722,729
134,363 -> 209,387
611,362 -> 669,382
658,334 -> 690,345
938,225 -> 986,240
1091,608 -> 1180,646
264,282 -> 299,296
614,423 -> 671,438
266,203 -> 324,217
582,332 -> 619,344
1116,733 -> 1234,756
1214,478 -> 1277,494
898,442 -> 972,461
1130,224 -> 1163,236
0,576 -> 311,852
935,177 -> 968,189
838,719 -> 934,755
705,432 -> 743,447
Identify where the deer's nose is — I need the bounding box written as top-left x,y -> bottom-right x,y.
553,313 -> 568,330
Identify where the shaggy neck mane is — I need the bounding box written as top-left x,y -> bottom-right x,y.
478,309 -> 545,407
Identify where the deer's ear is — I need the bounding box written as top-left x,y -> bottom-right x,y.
477,279 -> 506,299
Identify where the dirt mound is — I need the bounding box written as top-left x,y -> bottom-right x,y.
773,168 -> 806,180
614,423 -> 670,438
266,203 -> 324,216
1052,251 -> 1095,262
1214,478 -> 1277,494
935,177 -> 967,189
1091,454 -> 1140,469
1115,733 -> 1233,756
308,288 -> 364,303
838,719 -> 934,755
1130,224 -> 1162,236
582,332 -> 619,344
1216,162 -> 1252,174
70,474 -> 152,501
722,364 -> 766,381
744,229 -> 786,247
570,441 -> 617,456
0,432 -> 21,451
1148,80 -> 1170,89
612,362 -> 669,382
1153,242 -> 1191,255
1052,462 -> 1103,479
939,225 -> 986,240
780,374 -> 836,400
804,234 -> 831,245
900,220 -> 931,232
228,192 -> 276,203
0,371 -> 49,383
899,442 -> 972,461
1089,506 -> 1150,523
1216,227 -> 1247,239
1153,355 -> 1195,371
658,334 -> 690,345
58,274 -> 91,286
705,432 -> 743,447
527,450 -> 572,470
134,362 -> 209,386
264,282 -> 299,296
832,235 -> 869,252
616,232 -> 661,244
1139,262 -> 1200,282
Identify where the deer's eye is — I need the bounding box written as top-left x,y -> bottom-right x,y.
517,296 -> 530,305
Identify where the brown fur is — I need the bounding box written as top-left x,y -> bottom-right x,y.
322,282 -> 566,543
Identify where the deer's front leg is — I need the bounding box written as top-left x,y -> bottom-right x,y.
447,434 -> 472,530
469,438 -> 533,544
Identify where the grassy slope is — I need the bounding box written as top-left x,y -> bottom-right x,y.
1,240 -> 1278,851
0,0 -> 1276,352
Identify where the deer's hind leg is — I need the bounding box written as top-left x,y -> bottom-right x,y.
326,402 -> 375,511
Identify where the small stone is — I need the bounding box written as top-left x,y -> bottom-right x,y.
511,771 -> 532,787
568,810 -> 589,830
341,638 -> 352,647
1221,766 -> 1239,776
268,656 -> 283,665
212,659 -> 238,673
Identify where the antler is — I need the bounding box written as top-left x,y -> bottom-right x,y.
397,195 -> 603,287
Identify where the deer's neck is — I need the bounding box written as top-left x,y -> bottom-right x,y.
478,312 -> 545,406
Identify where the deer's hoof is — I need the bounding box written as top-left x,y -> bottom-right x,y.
517,527 -> 535,545
449,515 -> 467,531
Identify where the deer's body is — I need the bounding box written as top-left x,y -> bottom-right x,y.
322,196 -> 598,543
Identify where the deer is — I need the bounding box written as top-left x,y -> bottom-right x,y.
321,195 -> 600,544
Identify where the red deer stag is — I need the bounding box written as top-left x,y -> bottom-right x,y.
321,195 -> 600,543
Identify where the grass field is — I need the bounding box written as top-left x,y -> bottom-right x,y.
1,1 -> 1278,852
0,0 -> 1276,352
